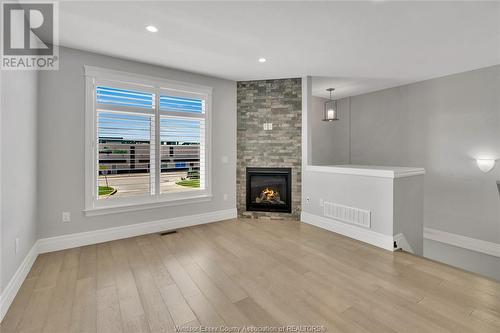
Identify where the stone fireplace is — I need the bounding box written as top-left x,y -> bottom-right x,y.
246,167 -> 292,213
237,78 -> 301,219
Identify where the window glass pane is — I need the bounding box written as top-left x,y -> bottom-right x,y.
97,112 -> 154,199
160,95 -> 204,114
160,117 -> 204,193
97,86 -> 154,109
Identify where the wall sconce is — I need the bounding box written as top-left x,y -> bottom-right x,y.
476,159 -> 496,173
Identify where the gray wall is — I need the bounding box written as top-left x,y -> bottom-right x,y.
1,71 -> 38,291
349,65 -> 500,244
37,47 -> 236,238
311,65 -> 500,279
310,96 -> 350,165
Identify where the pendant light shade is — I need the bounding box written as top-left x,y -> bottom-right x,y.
323,88 -> 339,121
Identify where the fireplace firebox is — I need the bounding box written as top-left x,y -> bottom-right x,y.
246,167 -> 292,213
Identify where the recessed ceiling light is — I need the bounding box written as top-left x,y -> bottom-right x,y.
258,58 -> 267,63
146,25 -> 158,33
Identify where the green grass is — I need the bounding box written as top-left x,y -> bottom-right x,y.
176,179 -> 200,188
99,186 -> 115,196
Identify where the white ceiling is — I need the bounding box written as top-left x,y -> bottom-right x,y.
56,1 -> 500,98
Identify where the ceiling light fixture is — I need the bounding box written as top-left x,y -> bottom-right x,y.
146,25 -> 158,33
258,58 -> 267,63
323,88 -> 339,121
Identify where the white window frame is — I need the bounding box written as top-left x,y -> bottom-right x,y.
84,66 -> 212,216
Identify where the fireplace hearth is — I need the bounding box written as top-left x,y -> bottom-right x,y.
246,167 -> 292,213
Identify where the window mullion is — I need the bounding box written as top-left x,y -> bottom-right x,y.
92,79 -> 99,203
154,88 -> 161,196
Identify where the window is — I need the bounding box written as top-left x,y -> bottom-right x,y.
85,66 -> 211,214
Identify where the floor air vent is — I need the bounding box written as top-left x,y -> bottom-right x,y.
324,202 -> 371,228
160,230 -> 178,236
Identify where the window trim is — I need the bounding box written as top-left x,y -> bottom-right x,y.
84,65 -> 212,215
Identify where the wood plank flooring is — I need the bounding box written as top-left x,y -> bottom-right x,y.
2,219 -> 499,333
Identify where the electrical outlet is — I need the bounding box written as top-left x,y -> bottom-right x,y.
223,193 -> 228,201
62,212 -> 71,222
319,198 -> 324,207
15,238 -> 19,254
306,197 -> 311,204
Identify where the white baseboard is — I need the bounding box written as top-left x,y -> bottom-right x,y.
424,227 -> 500,258
38,208 -> 237,254
0,242 -> 38,321
0,208 -> 236,322
301,212 -> 394,251
394,233 -> 414,253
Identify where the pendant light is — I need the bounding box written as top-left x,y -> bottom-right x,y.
323,88 -> 339,121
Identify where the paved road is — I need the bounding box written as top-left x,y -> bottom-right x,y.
98,171 -> 198,198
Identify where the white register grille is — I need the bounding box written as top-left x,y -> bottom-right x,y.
324,202 -> 371,228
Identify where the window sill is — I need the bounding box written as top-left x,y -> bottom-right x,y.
83,194 -> 213,217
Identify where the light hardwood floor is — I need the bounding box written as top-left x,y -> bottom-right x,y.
2,219 -> 500,333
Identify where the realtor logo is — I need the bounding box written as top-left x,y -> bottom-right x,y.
1,1 -> 58,70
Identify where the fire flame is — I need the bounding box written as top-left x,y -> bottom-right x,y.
261,188 -> 278,201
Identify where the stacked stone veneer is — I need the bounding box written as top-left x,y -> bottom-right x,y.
237,78 -> 302,219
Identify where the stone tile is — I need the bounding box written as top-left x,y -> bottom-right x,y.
237,78 -> 302,219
